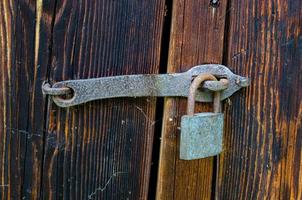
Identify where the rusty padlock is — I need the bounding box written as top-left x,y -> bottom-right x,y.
180,73 -> 224,160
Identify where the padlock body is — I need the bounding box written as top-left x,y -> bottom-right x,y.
180,112 -> 224,160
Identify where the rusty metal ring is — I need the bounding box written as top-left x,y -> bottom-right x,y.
42,82 -> 71,96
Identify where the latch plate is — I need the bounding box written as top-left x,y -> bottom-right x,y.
43,64 -> 249,107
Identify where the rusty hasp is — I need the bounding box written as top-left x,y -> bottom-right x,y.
42,64 -> 250,107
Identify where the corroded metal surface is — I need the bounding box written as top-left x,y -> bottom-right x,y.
47,64 -> 249,107
180,113 -> 224,160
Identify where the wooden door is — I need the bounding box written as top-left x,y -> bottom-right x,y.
157,0 -> 302,199
0,0 -> 165,199
0,0 -> 301,200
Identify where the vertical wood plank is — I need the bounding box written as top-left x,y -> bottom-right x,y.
156,1 -> 227,199
0,2 -> 17,199
41,1 -> 165,199
217,0 -> 302,199
0,0 -> 56,199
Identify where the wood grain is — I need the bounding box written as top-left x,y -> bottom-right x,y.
40,1 -> 165,199
216,0 -> 302,199
156,1 -> 227,199
0,0 -> 55,199
1,0 -> 301,199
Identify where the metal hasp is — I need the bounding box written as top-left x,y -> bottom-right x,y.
42,64 -> 250,107
180,73 -> 224,160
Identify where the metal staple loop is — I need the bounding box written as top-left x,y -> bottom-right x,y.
203,78 -> 229,91
42,82 -> 71,96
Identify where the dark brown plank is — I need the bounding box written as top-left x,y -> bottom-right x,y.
216,0 -> 302,199
41,1 -> 165,199
0,0 -> 56,199
156,1 -> 227,199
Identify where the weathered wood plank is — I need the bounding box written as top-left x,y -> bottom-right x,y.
41,1 -> 165,199
156,1 -> 227,199
216,0 -> 302,199
0,0 -> 56,199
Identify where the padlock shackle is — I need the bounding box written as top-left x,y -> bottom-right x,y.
213,92 -> 221,113
187,73 -> 221,116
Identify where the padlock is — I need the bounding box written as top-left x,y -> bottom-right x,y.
180,73 -> 224,160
